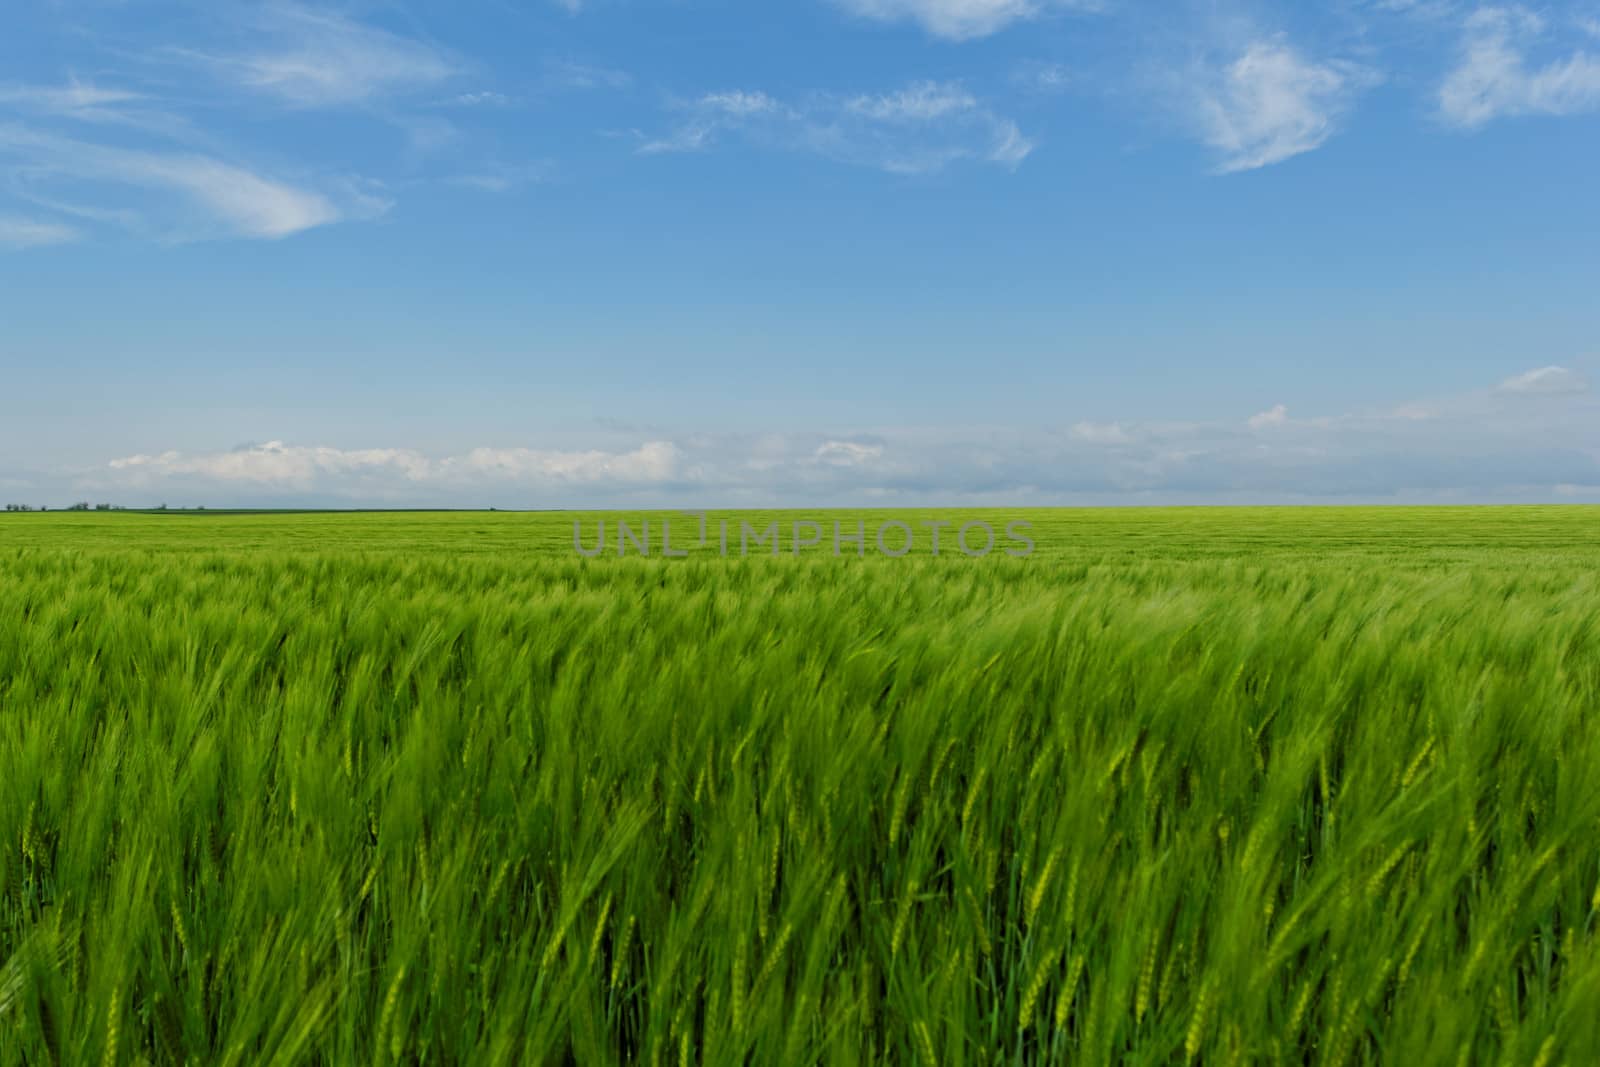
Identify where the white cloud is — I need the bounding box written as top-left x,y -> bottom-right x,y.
815,441 -> 886,466
104,440 -> 681,491
545,60 -> 633,92
182,6 -> 458,108
1190,39 -> 1373,173
0,125 -> 341,239
847,82 -> 977,121
0,81 -> 143,115
67,365 -> 1600,506
639,124 -> 718,155
636,91 -> 788,155
986,121 -> 1034,166
0,12 -> 502,247
78,371 -> 1600,505
1496,365 -> 1589,395
0,80 -> 197,143
1070,421 -> 1134,444
701,90 -> 783,117
834,0 -> 1037,39
1248,404 -> 1290,429
0,215 -> 79,249
1439,7 -> 1600,127
134,155 -> 340,238
450,91 -> 512,107
643,80 -> 1030,173
1366,0 -> 1463,16
447,163 -> 551,193
1013,61 -> 1074,94
110,443 -> 430,486
830,0 -> 1101,40
451,443 -> 680,484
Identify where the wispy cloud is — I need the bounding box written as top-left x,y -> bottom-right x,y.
0,81 -> 143,116
177,5 -> 459,108
448,90 -> 512,107
1186,38 -> 1375,173
642,80 -> 1031,173
545,60 -> 633,92
0,215 -> 79,249
1496,365 -> 1589,395
0,78 -> 198,143
1359,0 -> 1470,22
446,162 -> 551,193
829,0 -> 1102,41
1012,61 -> 1074,94
0,125 -> 343,239
0,6 -> 471,246
847,81 -> 978,121
1439,6 -> 1600,127
431,62 -> 632,115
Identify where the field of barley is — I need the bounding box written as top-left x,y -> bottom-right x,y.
2,507 -> 1599,1065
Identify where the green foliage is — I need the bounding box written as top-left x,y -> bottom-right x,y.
2,508 -> 1599,1064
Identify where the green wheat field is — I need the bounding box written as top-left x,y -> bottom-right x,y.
3,507 -> 1599,1065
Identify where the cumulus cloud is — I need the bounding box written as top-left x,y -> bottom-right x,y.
1439,7 -> 1600,127
1188,38 -> 1374,172
110,443 -> 431,486
450,443 -> 680,484
105,440 -> 681,491
73,365 -> 1600,507
642,80 -> 1031,173
1496,365 -> 1589,395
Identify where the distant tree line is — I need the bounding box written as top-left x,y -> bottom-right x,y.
5,503 -> 127,512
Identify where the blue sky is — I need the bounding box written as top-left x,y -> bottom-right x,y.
2,0 -> 1597,507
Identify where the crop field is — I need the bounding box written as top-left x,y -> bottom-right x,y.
2,507 -> 1599,1065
